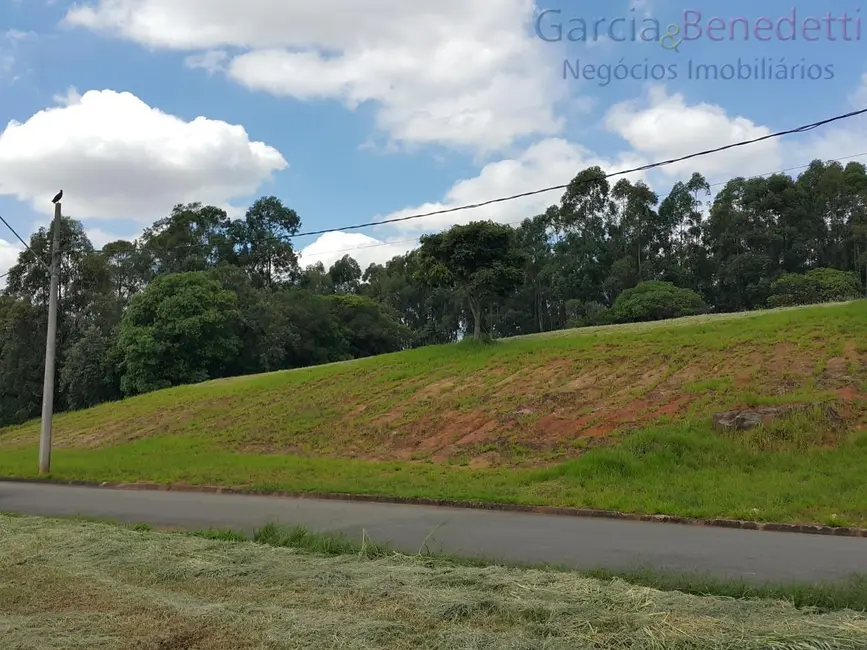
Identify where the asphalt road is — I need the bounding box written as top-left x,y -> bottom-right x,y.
2,481 -> 866,583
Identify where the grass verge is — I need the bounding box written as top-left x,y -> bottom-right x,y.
3,416 -> 867,527
1,514 -> 866,649
12,512 -> 867,615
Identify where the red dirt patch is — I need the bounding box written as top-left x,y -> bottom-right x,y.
347,340 -> 863,461
456,419 -> 499,446
535,414 -> 593,439
837,385 -> 866,401
651,395 -> 694,417
582,425 -> 616,438
769,343 -> 815,375
412,410 -> 497,452
370,410 -> 403,428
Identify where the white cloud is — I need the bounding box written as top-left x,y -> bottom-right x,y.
0,89 -> 287,222
604,85 -> 783,180
358,86 -> 837,241
372,138 -> 647,233
184,50 -> 228,75
850,73 -> 867,109
64,0 -> 565,153
298,231 -> 417,270
791,75 -> 867,164
52,85 -> 82,106
84,226 -> 129,249
0,28 -> 33,81
0,238 -> 21,286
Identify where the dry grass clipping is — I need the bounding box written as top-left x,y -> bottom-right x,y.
1,515 -> 866,649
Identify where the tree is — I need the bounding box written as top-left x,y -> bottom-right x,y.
101,239 -> 151,303
59,324 -> 121,410
232,196 -> 301,288
297,262 -> 334,294
116,272 -> 243,396
4,216 -> 96,308
0,297 -> 45,425
417,221 -> 525,340
361,252 -> 461,346
140,203 -> 234,276
329,255 -> 362,294
326,293 -> 408,356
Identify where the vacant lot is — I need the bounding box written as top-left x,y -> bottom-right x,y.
1,515 -> 865,649
1,302 -> 866,526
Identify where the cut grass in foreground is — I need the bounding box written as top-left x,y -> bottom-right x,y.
1,301 -> 867,526
193,521 -> 867,614
11,512 -> 867,614
2,514 -> 867,650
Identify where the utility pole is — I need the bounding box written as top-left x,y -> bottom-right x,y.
38,199 -> 62,474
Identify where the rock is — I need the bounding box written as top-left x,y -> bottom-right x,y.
712,403 -> 842,432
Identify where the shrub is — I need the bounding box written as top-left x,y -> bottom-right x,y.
609,281 -> 708,324
767,268 -> 862,308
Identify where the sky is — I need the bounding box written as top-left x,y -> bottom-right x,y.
0,0 -> 866,279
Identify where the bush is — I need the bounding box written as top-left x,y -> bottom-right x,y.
609,281 -> 708,324
767,268 -> 862,308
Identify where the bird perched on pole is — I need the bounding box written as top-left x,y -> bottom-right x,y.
51,190 -> 62,204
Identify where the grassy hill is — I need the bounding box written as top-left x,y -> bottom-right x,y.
1,301 -> 866,526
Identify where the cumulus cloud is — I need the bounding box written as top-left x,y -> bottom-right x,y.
64,0 -> 565,153
298,231 -> 417,270
787,74 -> 867,165
0,89 -> 287,222
359,88 -> 813,240
604,85 -> 783,180
602,81 -> 867,189
0,238 -> 21,286
370,138 -> 647,233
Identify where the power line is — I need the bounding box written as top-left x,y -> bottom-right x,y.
290,107 -> 867,239
296,150 -> 867,260
39,108 -> 867,263
48,147 -> 867,265
0,213 -> 50,271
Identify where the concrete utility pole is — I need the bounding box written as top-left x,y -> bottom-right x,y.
38,199 -> 62,474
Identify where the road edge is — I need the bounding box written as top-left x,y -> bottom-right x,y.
1,476 -> 864,538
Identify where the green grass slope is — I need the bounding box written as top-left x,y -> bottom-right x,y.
1,301 -> 866,525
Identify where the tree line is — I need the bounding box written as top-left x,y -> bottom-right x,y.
0,158 -> 865,427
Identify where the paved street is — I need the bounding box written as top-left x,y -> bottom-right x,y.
2,481 -> 865,582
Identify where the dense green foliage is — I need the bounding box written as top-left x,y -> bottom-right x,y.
609,281 -> 709,324
767,268 -> 863,307
1,158 -> 866,426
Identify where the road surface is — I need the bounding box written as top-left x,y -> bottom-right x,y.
2,481 -> 865,583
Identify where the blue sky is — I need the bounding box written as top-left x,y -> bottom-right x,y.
0,0 -> 865,276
